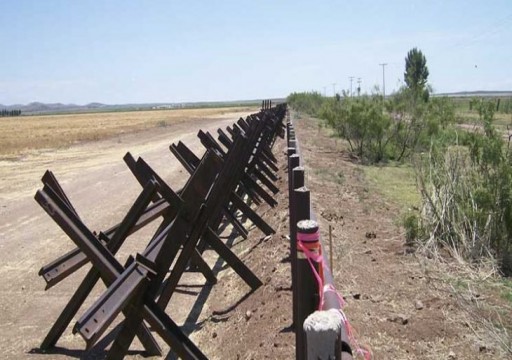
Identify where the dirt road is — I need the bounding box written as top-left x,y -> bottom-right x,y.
0,111 -> 251,359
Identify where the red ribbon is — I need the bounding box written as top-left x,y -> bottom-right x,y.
297,238 -> 372,359
296,230 -> 320,242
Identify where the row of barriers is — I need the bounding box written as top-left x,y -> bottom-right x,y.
34,102 -> 286,359
287,113 -> 369,360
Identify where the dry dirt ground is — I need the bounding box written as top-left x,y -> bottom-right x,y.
2,108 -> 512,360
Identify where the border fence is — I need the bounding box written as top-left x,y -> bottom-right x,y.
287,112 -> 368,360
34,101 -> 367,359
35,101 -> 285,359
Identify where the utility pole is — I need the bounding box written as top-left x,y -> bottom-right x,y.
357,78 -> 362,96
332,83 -> 337,96
379,63 -> 387,98
349,77 -> 354,97
323,86 -> 327,97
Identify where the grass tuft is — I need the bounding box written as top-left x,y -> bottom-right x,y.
363,163 -> 420,209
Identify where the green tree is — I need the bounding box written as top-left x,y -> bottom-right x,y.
404,48 -> 429,101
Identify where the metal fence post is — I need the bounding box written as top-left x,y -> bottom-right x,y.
288,124 -> 296,148
289,138 -> 296,151
294,189 -> 313,360
291,165 -> 304,337
287,151 -> 298,226
290,165 -> 305,247
288,155 -> 300,233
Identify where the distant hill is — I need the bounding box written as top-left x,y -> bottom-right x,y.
0,98 -> 280,115
0,102 -> 106,114
434,90 -> 512,98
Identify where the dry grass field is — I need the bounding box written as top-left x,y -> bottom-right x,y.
0,106 -> 258,159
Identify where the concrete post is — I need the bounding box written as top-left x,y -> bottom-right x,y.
303,309 -> 353,360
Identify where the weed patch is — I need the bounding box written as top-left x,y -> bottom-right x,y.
363,164 -> 420,209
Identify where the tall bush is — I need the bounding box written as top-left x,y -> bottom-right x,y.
412,99 -> 512,271
287,91 -> 326,116
319,95 -> 392,162
288,90 -> 455,163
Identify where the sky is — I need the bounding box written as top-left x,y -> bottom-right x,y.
1,0 -> 511,105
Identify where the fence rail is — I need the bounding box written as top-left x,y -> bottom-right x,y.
286,112 -> 355,360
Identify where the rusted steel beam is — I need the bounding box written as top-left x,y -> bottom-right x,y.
198,131 -> 277,207
169,141 -> 249,239
229,192 -> 274,235
225,116 -> 278,171
39,197 -> 169,289
171,138 -> 273,235
158,137 -> 262,306
36,104 -> 287,359
37,178 -> 204,359
78,138 -> 261,359
39,198 -> 168,289
217,128 -> 233,149
41,170 -> 80,218
35,184 -> 163,356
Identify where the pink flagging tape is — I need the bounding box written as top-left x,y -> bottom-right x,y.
296,230 -> 320,242
297,239 -> 372,359
297,240 -> 324,303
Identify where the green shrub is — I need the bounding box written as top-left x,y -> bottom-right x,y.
403,213 -> 420,244
414,100 -> 512,271
288,89 -> 457,164
287,91 -> 326,116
